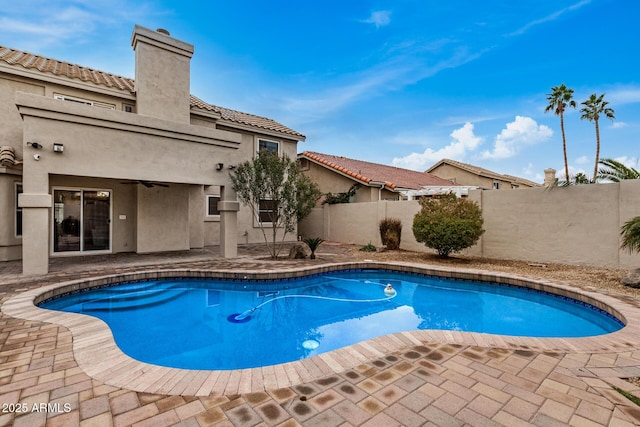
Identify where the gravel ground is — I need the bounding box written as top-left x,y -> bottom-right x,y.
342,245 -> 639,299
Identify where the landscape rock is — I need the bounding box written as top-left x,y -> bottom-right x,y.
622,268 -> 640,288
288,243 -> 311,259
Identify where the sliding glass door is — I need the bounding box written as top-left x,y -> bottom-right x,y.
53,188 -> 111,254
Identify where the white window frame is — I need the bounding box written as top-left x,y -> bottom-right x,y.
255,138 -> 280,155
492,181 -> 500,190
206,194 -> 221,221
53,93 -> 116,110
255,198 -> 278,227
15,182 -> 22,238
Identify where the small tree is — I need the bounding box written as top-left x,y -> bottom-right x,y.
379,217 -> 402,250
412,193 -> 484,257
230,150 -> 320,259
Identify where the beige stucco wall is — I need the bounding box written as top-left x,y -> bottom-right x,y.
137,184 -> 190,253
430,164 -> 517,189
299,180 -> 640,269
302,161 -> 398,203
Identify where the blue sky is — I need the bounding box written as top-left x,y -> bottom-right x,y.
2,0 -> 638,182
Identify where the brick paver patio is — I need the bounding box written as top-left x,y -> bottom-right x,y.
2,244 -> 640,426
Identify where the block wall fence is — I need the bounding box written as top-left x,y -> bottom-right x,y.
298,180 -> 640,269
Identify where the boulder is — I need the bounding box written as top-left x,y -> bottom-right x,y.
288,243 -> 311,259
622,268 -> 640,288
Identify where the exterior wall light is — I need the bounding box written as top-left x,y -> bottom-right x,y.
216,163 -> 224,171
27,142 -> 43,149
53,143 -> 64,153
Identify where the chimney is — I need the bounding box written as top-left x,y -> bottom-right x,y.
544,168 -> 557,187
131,25 -> 194,124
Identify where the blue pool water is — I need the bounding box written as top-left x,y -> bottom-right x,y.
39,270 -> 623,370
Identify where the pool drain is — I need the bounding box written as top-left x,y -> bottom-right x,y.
302,340 -> 319,350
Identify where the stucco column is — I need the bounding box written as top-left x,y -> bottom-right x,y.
19,174 -> 51,275
217,187 -> 239,258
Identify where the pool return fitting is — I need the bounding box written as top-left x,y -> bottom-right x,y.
228,283 -> 397,323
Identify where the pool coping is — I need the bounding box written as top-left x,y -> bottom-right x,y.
3,261 -> 640,396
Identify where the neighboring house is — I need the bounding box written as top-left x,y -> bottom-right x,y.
0,25 -> 304,274
298,151 -> 463,202
426,159 -> 541,190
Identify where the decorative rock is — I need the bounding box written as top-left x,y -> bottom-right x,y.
288,243 -> 311,259
622,268 -> 640,288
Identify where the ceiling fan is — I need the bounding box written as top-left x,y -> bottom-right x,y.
120,180 -> 170,188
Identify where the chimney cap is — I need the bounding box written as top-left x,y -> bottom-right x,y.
156,28 -> 170,36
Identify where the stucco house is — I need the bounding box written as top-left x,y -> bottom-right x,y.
426,159 -> 541,190
298,151 -> 464,202
0,25 -> 304,275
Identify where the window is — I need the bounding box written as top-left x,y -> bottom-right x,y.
256,138 -> 279,155
53,94 -> 116,110
492,181 -> 500,190
206,194 -> 221,218
258,199 -> 276,224
123,104 -> 135,113
15,183 -> 22,237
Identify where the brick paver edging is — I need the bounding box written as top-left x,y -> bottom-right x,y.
3,261 -> 640,397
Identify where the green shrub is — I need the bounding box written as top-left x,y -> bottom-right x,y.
303,237 -> 324,260
379,217 -> 402,250
359,242 -> 377,252
412,194 -> 484,257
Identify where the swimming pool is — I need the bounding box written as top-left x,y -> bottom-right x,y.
39,269 -> 623,370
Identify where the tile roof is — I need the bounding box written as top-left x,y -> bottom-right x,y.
300,151 -> 458,190
426,159 -> 541,187
0,46 -> 304,139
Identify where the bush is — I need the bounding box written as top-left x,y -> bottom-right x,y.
379,217 -> 402,250
412,193 -> 484,257
359,242 -> 377,252
303,237 -> 324,260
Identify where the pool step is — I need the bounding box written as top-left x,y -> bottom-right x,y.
82,289 -> 187,311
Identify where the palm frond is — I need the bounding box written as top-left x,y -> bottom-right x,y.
621,216 -> 640,254
597,158 -> 640,182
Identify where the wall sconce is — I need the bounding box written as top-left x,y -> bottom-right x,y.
228,165 -> 236,170
27,142 -> 43,149
216,163 -> 224,171
53,143 -> 64,153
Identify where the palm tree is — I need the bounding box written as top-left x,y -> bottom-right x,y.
620,216 -> 640,254
580,93 -> 615,180
597,158 -> 640,182
545,84 -> 576,183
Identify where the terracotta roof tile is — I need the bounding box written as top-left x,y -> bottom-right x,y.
300,151 -> 458,191
426,159 -> 541,187
0,46 -> 303,139
190,95 -> 304,138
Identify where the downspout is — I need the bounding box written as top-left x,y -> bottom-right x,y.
370,181 -> 385,201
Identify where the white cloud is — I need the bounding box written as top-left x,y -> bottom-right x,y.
361,10 -> 392,28
506,0 -> 591,37
604,85 -> 640,106
611,122 -> 628,129
575,155 -> 589,165
481,116 -> 552,160
613,156 -> 639,169
391,122 -> 482,171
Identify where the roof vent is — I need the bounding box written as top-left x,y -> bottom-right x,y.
156,28 -> 170,36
